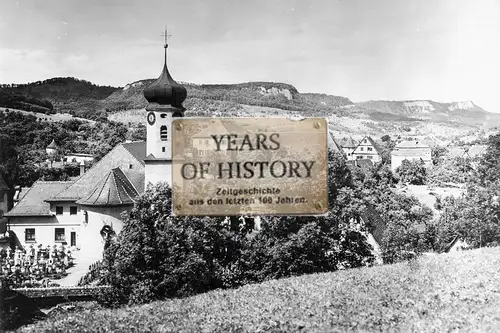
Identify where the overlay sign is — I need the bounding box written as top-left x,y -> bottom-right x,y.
172,117 -> 328,216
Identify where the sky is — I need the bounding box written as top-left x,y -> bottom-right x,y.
1,0 -> 500,111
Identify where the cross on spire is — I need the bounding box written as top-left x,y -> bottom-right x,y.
160,25 -> 172,66
161,25 -> 172,48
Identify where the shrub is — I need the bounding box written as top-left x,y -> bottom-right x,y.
396,159 -> 427,185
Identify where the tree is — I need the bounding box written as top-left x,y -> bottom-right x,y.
378,135 -> 396,165
396,159 -> 427,185
431,146 -> 448,166
476,133 -> 500,185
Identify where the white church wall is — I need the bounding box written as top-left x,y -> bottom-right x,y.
79,205 -> 131,259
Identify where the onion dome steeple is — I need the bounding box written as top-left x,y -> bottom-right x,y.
143,27 -> 187,110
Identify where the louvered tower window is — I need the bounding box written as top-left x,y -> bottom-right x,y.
160,125 -> 168,141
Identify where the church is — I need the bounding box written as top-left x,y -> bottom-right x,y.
4,37 -> 184,258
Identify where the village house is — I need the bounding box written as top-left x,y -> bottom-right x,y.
390,140 -> 432,171
45,139 -> 95,167
351,136 -> 382,162
4,181 -> 77,249
339,137 -> 358,159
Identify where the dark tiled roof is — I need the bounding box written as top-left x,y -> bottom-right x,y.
122,141 -> 146,166
5,181 -> 73,216
340,137 -> 358,148
47,142 -> 146,201
0,173 -> 9,191
47,139 -> 58,149
76,168 -> 139,206
328,132 -> 344,154
365,136 -> 383,154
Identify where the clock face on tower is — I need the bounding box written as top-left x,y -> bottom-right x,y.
147,112 -> 156,125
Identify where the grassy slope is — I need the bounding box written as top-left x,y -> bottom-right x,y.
17,247 -> 500,332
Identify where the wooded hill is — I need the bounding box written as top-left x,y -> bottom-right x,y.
0,78 -> 119,119
0,77 -> 353,119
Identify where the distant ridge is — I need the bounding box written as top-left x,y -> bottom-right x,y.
1,76 -> 498,128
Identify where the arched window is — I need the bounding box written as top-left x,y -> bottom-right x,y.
160,125 -> 168,141
83,211 -> 88,225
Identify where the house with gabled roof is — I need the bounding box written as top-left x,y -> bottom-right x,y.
391,140 -> 432,171
351,136 -> 382,162
339,137 -> 358,159
4,181 -> 74,249
465,144 -> 487,159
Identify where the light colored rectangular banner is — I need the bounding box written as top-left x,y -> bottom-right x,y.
172,117 -> 328,216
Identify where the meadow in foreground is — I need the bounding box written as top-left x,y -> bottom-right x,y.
15,247 -> 500,333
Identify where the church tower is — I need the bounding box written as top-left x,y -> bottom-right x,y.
143,28 -> 187,189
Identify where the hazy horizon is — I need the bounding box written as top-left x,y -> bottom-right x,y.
1,0 -> 499,110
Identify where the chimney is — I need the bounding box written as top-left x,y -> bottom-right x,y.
13,185 -> 21,206
79,161 -> 85,176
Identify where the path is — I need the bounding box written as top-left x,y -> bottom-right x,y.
53,251 -> 102,286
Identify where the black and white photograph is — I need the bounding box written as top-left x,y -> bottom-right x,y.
1,0 -> 500,331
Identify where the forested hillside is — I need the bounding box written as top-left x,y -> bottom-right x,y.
0,78 -> 119,119
0,110 -> 145,188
